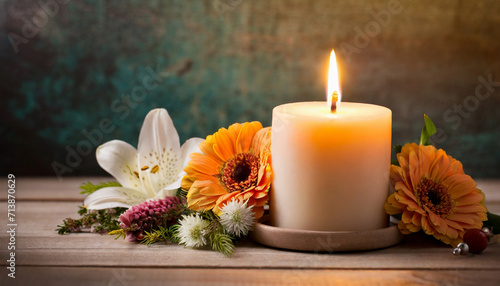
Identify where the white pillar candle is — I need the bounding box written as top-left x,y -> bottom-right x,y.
270,102 -> 392,231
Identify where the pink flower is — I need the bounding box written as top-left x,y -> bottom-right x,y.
118,196 -> 183,242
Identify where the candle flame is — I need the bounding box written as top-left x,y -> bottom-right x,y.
327,49 -> 341,113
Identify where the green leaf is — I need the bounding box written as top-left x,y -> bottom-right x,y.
483,211 -> 500,235
391,145 -> 402,166
393,145 -> 402,154
419,114 -> 437,146
79,181 -> 121,195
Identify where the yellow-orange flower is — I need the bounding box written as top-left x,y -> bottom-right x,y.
182,122 -> 272,219
385,143 -> 487,246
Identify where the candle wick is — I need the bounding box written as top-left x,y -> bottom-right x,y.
330,91 -> 339,113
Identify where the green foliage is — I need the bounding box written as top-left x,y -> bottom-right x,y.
109,229 -> 126,240
141,224 -> 181,245
419,114 -> 437,146
393,115 -> 436,165
176,188 -> 189,200
79,181 -> 122,195
210,232 -> 235,257
483,212 -> 500,235
391,144 -> 403,166
56,206 -> 127,234
61,183 -> 240,257
169,224 -> 181,243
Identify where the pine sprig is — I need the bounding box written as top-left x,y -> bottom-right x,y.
79,181 -> 121,195
192,210 -> 236,257
56,206 -> 127,234
109,229 -> 126,240
140,224 -> 182,245
210,232 -> 235,257
169,224 -> 181,243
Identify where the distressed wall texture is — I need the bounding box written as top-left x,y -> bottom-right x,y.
1,0 -> 499,177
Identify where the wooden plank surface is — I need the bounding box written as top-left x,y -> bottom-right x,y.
1,177 -> 500,285
1,201 -> 499,270
4,268 -> 500,286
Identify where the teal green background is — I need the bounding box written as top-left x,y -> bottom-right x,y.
1,0 -> 499,178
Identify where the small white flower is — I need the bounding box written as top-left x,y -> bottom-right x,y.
178,213 -> 209,248
219,199 -> 255,237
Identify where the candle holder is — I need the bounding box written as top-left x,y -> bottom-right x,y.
250,216 -> 403,252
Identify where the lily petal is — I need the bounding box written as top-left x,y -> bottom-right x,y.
137,109 -> 181,197
96,140 -> 142,190
180,137 -> 204,169
84,186 -> 149,210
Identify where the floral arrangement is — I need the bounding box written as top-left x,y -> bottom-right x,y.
58,108 -> 271,256
58,109 -> 499,256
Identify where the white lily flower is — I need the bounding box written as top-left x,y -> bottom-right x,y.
84,108 -> 203,210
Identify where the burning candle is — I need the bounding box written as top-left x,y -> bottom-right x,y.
270,50 -> 392,231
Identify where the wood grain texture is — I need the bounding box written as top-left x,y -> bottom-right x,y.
3,268 -> 500,286
0,177 -> 106,202
0,178 -> 499,285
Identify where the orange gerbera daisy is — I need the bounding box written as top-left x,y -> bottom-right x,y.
182,122 -> 272,219
385,143 -> 487,246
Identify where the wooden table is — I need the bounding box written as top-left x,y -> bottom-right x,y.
1,177 -> 499,285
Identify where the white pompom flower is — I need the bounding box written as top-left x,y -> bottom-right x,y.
178,213 -> 209,248
219,199 -> 256,237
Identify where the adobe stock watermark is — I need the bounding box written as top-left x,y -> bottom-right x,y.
280,234 -> 342,284
108,268 -> 135,286
51,64 -> 170,181
431,73 -> 499,145
51,60 -> 192,180
8,0 -> 71,54
339,0 -> 405,63
213,0 -> 244,20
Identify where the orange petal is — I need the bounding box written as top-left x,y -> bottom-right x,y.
421,216 -> 434,234
394,181 -> 417,202
253,190 -> 268,199
213,128 -> 236,162
411,212 -> 422,227
394,192 -> 421,212
254,196 -> 269,207
444,219 -> 464,232
199,184 -> 228,196
200,135 -> 224,165
235,122 -> 262,154
417,145 -> 433,179
453,192 -> 484,206
252,207 -> 264,219
184,153 -> 219,176
447,213 -> 476,225
446,175 -> 477,200
214,192 -> 240,214
187,180 -> 221,211
402,210 -> 413,224
251,127 -> 271,155
455,204 -> 487,213
181,175 -> 195,190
